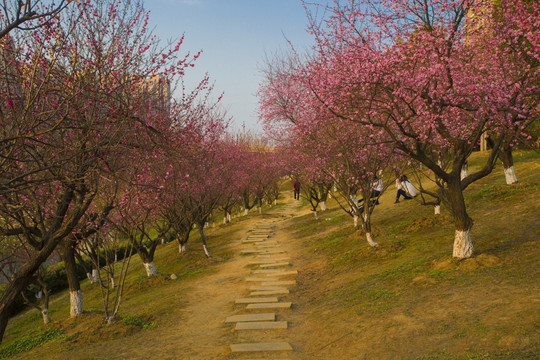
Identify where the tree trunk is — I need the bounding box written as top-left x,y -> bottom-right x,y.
453,229 -> 473,259
41,309 -> 50,324
179,243 -> 187,253
350,194 -> 359,208
365,232 -> 378,247
244,209 -> 249,216
446,178 -> 474,259
353,215 -> 359,229
60,240 -> 83,317
499,145 -> 518,184
143,262 -> 157,277
504,166 -> 518,185
320,201 -> 327,211
313,210 -> 318,220
199,226 -> 212,258
69,290 -> 83,317
460,162 -> 469,180
91,269 -> 99,283
434,205 -> 441,215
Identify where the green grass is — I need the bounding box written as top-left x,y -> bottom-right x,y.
121,315 -> 156,329
280,150 -> 540,359
1,151 -> 539,360
0,328 -> 63,359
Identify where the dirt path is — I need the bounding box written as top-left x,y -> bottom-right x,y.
127,195 -> 308,360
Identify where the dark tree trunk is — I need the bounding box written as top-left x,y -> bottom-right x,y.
440,176 -> 474,259
198,220 -> 212,258
59,239 -> 83,317
498,145 -> 518,184
0,233 -> 64,343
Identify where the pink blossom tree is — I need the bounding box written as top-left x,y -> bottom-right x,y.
0,0 -> 205,341
0,0 -> 72,39
294,0 -> 538,258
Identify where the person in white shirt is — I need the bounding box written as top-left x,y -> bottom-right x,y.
395,174 -> 416,203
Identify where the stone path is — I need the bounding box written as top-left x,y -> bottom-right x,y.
227,224 -> 296,359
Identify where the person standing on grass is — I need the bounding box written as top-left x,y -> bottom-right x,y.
293,179 -> 301,200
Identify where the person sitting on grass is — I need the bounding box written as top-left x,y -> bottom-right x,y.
395,174 -> 416,203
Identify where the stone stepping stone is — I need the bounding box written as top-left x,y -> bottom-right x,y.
246,302 -> 292,310
250,290 -> 289,296
245,277 -> 278,282
261,281 -> 296,286
255,257 -> 290,262
225,313 -> 275,323
249,286 -> 288,291
254,244 -> 280,248
230,342 -> 293,352
243,239 -> 266,243
235,297 -> 278,304
259,262 -> 290,268
253,270 -> 298,276
235,320 -> 288,330
258,250 -> 286,254
248,260 -> 280,265
241,249 -> 285,255
255,245 -> 279,249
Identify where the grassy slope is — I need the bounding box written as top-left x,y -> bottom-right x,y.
1,151 -> 539,359
286,150 -> 539,359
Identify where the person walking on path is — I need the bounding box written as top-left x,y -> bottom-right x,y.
293,179 -> 301,200
395,175 -> 416,203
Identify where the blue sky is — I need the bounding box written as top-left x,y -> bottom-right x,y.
147,0 -> 316,132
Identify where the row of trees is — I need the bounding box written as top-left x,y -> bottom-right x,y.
0,0 -> 284,343
259,0 -> 538,256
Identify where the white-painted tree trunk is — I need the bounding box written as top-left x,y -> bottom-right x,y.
274,199 -> 277,205
313,210 -> 318,220
227,213 -> 232,222
328,192 -> 332,199
41,309 -> 50,324
204,222 -> 209,228
434,205 -> 441,215
350,194 -> 359,208
353,215 -> 359,228
366,232 -> 378,247
86,272 -> 93,282
461,164 -> 469,180
69,290 -> 83,317
110,276 -> 115,289
91,269 -> 99,283
35,290 -> 43,299
244,209 -> 249,216
453,229 -> 474,259
223,216 -> 228,224
143,262 -> 157,277
179,243 -> 187,253
258,206 -> 262,214
320,201 -> 327,211
203,244 -> 212,258
504,166 -> 518,185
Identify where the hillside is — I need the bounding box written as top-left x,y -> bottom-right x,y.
1,150 -> 539,360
